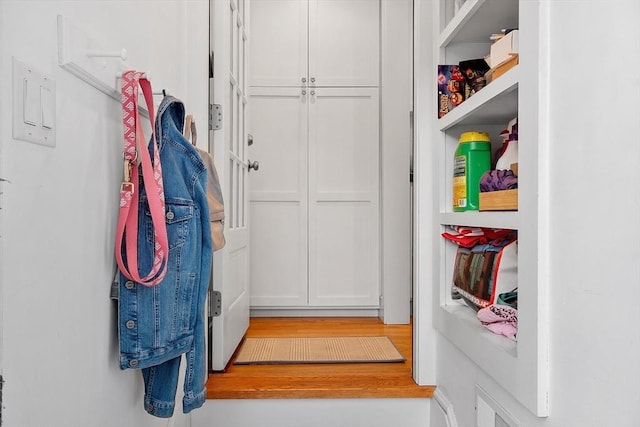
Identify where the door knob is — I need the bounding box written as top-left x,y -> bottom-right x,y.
248,160 -> 259,172
248,134 -> 254,146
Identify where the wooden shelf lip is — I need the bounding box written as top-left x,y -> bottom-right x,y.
438,65 -> 519,131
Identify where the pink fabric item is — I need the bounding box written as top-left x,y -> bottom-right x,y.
115,71 -> 169,286
442,226 -> 515,248
477,304 -> 518,340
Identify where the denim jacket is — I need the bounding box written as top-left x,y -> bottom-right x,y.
117,96 -> 212,417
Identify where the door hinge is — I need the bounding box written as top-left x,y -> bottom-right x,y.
209,103 -> 222,130
209,290 -> 222,317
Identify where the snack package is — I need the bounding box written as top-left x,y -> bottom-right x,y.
437,65 -> 467,118
459,58 -> 491,95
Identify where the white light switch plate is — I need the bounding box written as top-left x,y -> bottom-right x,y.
12,57 -> 56,147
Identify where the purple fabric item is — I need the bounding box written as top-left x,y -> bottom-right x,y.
477,304 -> 518,340
479,170 -> 518,192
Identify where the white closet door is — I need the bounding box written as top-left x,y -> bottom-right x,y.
308,0 -> 380,87
250,0 -> 308,86
308,87 -> 380,307
249,87 -> 309,306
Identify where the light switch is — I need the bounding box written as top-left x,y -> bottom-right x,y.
23,78 -> 39,126
41,86 -> 54,129
12,57 -> 56,147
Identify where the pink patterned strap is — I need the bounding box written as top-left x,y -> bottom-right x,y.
115,71 -> 168,287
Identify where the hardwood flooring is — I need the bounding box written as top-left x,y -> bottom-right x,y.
205,317 -> 435,399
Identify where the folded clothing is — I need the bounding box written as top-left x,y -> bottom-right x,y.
441,226 -> 516,248
477,304 -> 518,341
480,169 -> 518,192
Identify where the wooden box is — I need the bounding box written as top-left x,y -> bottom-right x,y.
485,54 -> 519,84
479,189 -> 518,211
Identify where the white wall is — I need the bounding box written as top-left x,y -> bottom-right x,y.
380,0 -> 413,324
431,1 -> 640,426
0,1 -> 207,426
192,399 -> 430,427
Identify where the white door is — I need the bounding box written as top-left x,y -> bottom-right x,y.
308,0 -> 380,87
250,0 -> 379,88
249,87 -> 308,307
250,0 -> 308,87
209,0 -> 251,371
248,86 -> 380,309
308,87 -> 380,306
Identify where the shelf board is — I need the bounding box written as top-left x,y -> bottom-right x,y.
438,65 -> 519,131
439,0 -> 519,48
439,211 -> 518,230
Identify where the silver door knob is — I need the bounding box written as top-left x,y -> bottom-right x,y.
248,134 -> 254,146
310,90 -> 315,96
301,77 -> 307,83
310,77 -> 316,83
248,160 -> 259,172
302,90 -> 307,96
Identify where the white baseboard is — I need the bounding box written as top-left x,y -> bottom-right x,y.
250,307 -> 381,318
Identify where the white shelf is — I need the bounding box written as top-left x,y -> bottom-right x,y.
437,304 -> 517,357
438,65 -> 519,131
439,0 -> 519,48
439,211 -> 518,230
426,0 -> 548,416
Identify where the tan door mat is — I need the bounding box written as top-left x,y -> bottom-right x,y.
234,336 -> 405,365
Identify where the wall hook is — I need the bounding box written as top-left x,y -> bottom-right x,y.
87,48 -> 127,61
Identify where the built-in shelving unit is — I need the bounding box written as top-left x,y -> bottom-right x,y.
425,0 -> 549,416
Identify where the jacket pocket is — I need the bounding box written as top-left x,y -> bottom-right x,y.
146,199 -> 194,250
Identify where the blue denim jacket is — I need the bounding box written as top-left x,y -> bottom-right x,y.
117,96 -> 212,417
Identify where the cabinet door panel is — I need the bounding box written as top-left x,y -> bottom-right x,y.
249,87 -> 308,306
309,0 -> 380,86
250,0 -> 308,86
308,88 -> 380,306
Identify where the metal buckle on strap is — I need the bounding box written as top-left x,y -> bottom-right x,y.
121,182 -> 135,194
121,159 -> 135,194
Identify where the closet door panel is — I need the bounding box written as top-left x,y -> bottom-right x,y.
250,0 -> 308,86
309,0 -> 380,87
308,87 -> 380,307
249,87 -> 308,306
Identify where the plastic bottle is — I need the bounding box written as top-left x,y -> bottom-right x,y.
453,132 -> 492,211
496,133 -> 518,171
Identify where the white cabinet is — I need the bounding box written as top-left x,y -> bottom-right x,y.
418,0 -> 549,416
249,87 -> 380,308
248,87 -> 309,307
250,0 -> 308,87
307,87 -> 380,306
249,1 -> 381,310
250,0 -> 379,87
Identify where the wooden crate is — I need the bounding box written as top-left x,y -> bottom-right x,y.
485,54 -> 519,84
479,189 -> 518,211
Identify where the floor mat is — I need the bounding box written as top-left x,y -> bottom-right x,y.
234,336 -> 405,365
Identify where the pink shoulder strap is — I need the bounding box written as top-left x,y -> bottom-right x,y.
115,71 -> 169,286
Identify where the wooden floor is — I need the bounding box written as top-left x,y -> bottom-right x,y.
205,317 -> 435,399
